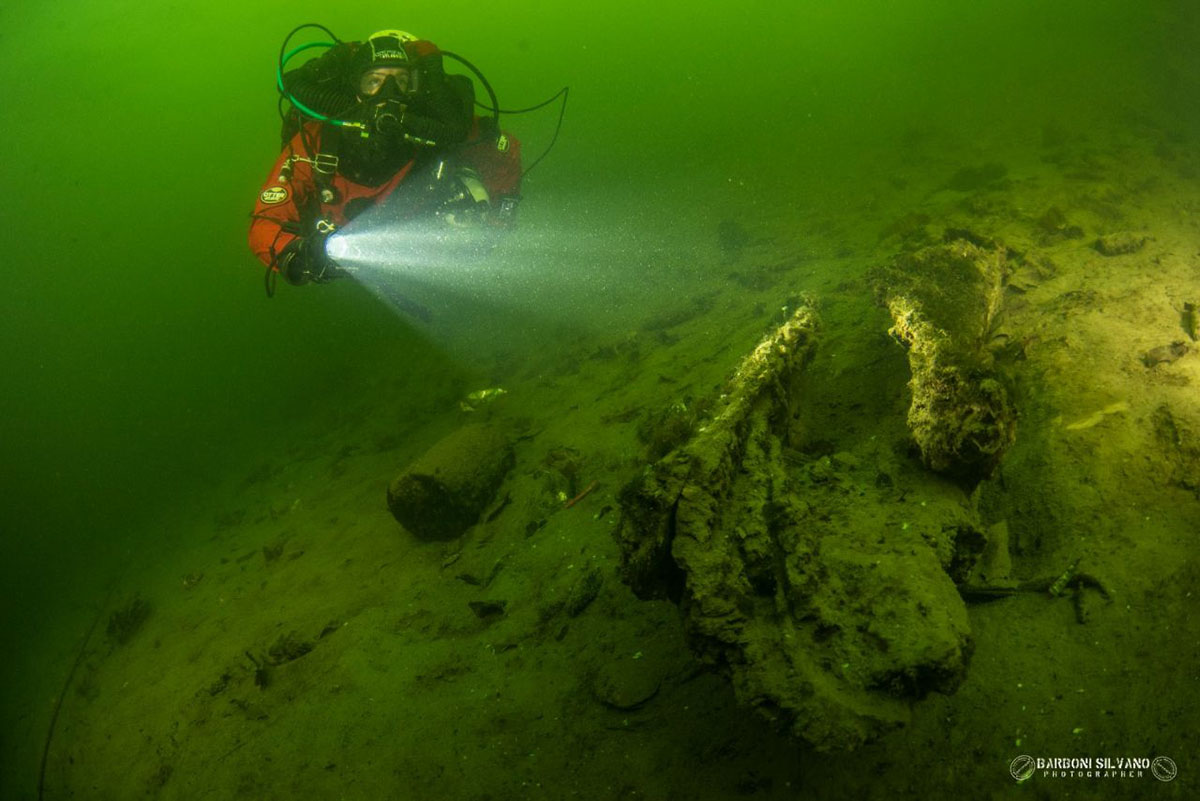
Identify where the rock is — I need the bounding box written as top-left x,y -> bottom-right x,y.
1141,341 -> 1188,367
565,569 -> 604,617
266,631 -> 313,665
468,600 -> 507,623
1093,232 -> 1147,256
591,654 -> 666,711
387,424 -> 514,541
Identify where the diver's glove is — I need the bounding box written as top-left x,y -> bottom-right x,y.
280,232 -> 343,285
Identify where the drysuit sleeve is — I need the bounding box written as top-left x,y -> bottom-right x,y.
248,134 -> 315,269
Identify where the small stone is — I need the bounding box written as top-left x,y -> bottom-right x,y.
591,654 -> 666,711
565,569 -> 604,617
267,631 -> 313,665
468,600 -> 507,623
1093,233 -> 1147,256
830,451 -> 860,470
1141,341 -> 1188,367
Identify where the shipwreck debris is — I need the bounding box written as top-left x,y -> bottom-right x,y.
877,239 -> 1017,482
958,557 -> 1112,625
387,424 -> 515,541
614,301 -> 981,751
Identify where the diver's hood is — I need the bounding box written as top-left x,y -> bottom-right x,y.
350,32 -> 446,95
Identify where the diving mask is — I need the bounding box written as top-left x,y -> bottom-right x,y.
357,67 -> 418,138
358,66 -> 417,98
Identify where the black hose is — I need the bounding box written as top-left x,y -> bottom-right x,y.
478,86 -> 568,116
519,86 -> 568,177
287,84 -> 356,118
463,84 -> 570,178
277,23 -> 342,98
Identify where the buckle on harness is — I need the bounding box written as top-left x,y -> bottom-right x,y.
277,153 -> 340,184
312,152 -> 338,175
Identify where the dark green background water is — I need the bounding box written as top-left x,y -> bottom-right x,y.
1,0 -> 1195,794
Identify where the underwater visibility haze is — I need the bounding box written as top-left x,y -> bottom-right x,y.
2,0 -> 1199,798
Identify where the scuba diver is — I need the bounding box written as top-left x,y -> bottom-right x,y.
249,28 -> 523,292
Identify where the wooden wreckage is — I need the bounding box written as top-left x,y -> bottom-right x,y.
614,241 -> 1018,750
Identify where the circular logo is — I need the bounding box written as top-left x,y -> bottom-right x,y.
260,186 -> 289,205
1009,755 -> 1036,782
1151,756 -> 1177,782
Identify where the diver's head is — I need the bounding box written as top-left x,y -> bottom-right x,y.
352,30 -> 429,137
355,30 -> 419,96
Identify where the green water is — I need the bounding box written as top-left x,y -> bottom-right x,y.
2,1 -> 1197,799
